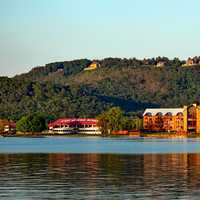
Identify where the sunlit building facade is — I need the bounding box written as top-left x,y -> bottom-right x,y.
143,104 -> 200,133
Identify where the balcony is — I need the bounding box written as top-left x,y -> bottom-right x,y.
188,126 -> 196,130
188,118 -> 196,121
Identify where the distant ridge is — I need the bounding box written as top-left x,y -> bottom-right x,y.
1,56 -> 200,120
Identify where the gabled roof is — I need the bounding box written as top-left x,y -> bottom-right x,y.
143,108 -> 184,116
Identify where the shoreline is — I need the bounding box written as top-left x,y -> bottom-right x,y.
1,132 -> 200,139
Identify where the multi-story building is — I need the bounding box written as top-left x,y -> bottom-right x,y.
48,118 -> 101,135
143,108 -> 184,132
143,104 -> 200,133
183,104 -> 200,133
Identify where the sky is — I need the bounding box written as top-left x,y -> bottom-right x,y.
0,0 -> 200,77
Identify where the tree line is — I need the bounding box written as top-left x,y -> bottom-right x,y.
1,57 -> 200,122
15,107 -> 142,134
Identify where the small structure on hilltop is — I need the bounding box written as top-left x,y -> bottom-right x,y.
156,61 -> 166,67
84,61 -> 101,71
186,57 -> 194,66
48,118 -> 101,135
182,57 -> 200,67
142,58 -> 151,65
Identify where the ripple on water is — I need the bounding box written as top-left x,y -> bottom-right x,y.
0,153 -> 200,199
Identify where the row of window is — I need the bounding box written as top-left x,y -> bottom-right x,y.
51,125 -> 97,128
144,112 -> 183,117
144,125 -> 183,130
49,129 -> 101,134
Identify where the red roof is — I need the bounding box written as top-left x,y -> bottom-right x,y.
48,118 -> 98,128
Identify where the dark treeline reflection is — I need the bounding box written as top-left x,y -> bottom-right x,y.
1,154 -> 200,199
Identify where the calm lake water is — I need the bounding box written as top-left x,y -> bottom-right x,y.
1,136 -> 200,154
1,137 -> 200,199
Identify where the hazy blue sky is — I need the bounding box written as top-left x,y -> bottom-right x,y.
0,0 -> 200,76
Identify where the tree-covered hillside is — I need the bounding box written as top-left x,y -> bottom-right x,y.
1,57 -> 200,120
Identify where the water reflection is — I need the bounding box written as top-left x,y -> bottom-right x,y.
1,153 -> 200,199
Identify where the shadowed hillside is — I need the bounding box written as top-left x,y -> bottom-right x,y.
1,57 -> 200,120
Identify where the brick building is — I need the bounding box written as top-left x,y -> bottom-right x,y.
143,104 -> 200,133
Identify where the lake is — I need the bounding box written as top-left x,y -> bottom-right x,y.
1,137 -> 200,199
1,136 -> 200,154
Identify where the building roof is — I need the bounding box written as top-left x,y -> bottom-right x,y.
48,118 -> 98,127
143,108 -> 184,116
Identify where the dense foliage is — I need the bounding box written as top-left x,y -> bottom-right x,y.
1,57 -> 200,121
97,107 -> 142,134
16,113 -> 46,132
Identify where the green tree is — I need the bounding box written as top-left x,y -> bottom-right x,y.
16,113 -> 46,133
121,117 -> 143,130
16,116 -> 30,132
2,57 -> 200,120
97,107 -> 125,134
97,107 -> 143,134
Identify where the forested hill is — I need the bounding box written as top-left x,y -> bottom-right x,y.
1,57 -> 200,120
